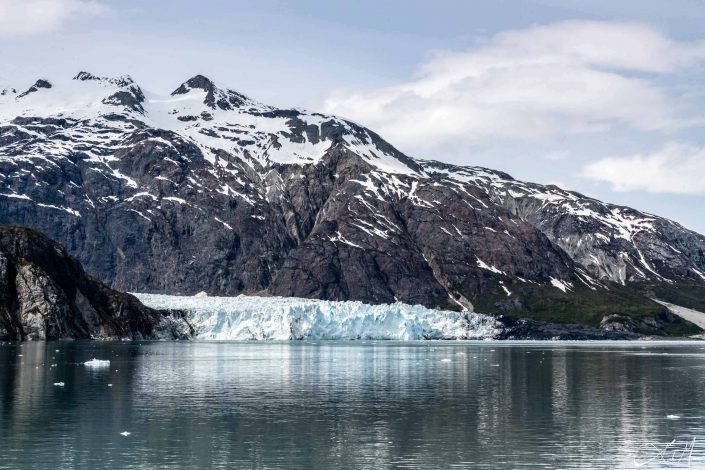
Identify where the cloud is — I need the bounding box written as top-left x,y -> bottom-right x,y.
582,142 -> 705,195
322,21 -> 705,156
0,0 -> 109,36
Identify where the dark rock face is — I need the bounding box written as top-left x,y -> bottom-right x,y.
0,226 -> 188,341
495,316 -> 640,340
17,79 -> 52,99
0,72 -> 704,331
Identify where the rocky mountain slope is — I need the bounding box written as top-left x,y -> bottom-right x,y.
0,225 -> 188,340
1,72 -> 704,331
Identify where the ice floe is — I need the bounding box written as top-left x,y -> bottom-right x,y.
84,359 -> 111,368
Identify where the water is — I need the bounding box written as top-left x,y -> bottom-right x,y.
1,341 -> 705,469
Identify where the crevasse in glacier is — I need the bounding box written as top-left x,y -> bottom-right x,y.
134,294 -> 500,340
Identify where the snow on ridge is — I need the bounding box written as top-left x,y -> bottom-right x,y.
1,72 -> 421,176
0,75 -> 140,122
134,293 -> 500,340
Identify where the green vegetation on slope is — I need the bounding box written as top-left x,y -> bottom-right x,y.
469,281 -> 702,336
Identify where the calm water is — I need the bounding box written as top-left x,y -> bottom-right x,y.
1,341 -> 705,469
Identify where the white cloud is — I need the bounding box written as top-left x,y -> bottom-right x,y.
582,142 -> 705,195
0,0 -> 109,36
322,21 -> 705,156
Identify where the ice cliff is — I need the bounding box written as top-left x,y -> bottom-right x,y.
134,293 -> 500,340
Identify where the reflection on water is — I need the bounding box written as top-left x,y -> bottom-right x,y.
1,341 -> 705,469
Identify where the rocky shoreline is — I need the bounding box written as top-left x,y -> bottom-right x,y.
0,226 -> 187,341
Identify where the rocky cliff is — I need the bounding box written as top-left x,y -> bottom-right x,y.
0,225 -> 188,340
0,72 -> 704,331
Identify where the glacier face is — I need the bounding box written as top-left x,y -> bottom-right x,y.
134,293 -> 500,340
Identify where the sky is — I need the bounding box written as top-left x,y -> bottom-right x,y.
1,0 -> 704,233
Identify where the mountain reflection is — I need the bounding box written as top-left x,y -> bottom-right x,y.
1,341 -> 704,469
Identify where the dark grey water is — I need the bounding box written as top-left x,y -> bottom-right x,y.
1,341 -> 705,469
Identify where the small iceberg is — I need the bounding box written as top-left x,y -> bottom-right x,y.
53,382 -> 65,387
120,431 -> 131,436
440,358 -> 452,363
84,358 -> 111,368
666,415 -> 681,419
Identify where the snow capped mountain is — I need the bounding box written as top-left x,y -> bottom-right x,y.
1,72 -> 703,329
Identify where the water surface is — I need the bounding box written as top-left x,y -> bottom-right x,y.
1,341 -> 705,469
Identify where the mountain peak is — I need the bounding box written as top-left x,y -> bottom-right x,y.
171,75 -> 249,111
17,79 -> 52,99
73,71 -> 100,81
171,75 -> 216,95
73,71 -> 135,88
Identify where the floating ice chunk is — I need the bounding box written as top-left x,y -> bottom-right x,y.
120,431 -> 131,436
53,382 -> 65,387
84,358 -> 111,368
108,384 -> 113,387
440,358 -> 452,363
194,291 -> 208,297
666,415 -> 680,419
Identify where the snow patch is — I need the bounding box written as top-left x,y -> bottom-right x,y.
550,278 -> 572,293
214,217 -> 233,230
36,203 -> 81,217
476,257 -> 505,276
0,193 -> 31,200
691,268 -> 705,282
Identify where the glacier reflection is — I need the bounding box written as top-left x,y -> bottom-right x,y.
0,341 -> 704,469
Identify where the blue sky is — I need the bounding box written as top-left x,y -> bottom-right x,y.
1,0 -> 704,233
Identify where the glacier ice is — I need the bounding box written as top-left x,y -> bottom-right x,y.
134,293 -> 500,340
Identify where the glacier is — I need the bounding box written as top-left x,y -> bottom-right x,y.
134,293 -> 500,340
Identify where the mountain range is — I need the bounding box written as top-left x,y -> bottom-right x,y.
1,72 -> 704,334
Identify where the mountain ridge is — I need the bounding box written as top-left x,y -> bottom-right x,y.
1,72 -> 703,331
